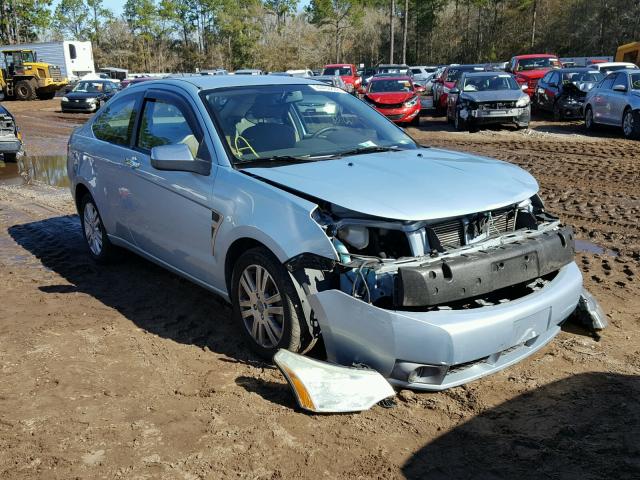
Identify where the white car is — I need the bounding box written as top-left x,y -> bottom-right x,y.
590,62 -> 638,76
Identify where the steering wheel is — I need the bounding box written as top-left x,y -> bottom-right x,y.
312,126 -> 339,138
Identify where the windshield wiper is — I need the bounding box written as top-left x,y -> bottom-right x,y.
236,155 -> 317,167
330,145 -> 402,158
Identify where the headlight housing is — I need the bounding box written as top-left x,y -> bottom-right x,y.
61,96 -> 69,102
403,96 -> 419,108
516,96 -> 530,108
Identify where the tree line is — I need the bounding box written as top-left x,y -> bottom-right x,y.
0,0 -> 638,72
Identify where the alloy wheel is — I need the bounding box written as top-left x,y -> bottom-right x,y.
585,109 -> 593,129
83,202 -> 103,256
623,111 -> 634,137
237,264 -> 284,348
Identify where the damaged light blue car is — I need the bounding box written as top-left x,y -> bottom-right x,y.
67,75 -> 586,391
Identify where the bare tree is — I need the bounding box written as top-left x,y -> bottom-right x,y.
402,0 -> 408,64
390,0 -> 395,63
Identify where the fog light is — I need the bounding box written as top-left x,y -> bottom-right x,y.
391,361 -> 448,385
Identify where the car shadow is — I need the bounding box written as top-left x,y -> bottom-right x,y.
402,372 -> 640,480
8,214 -> 270,367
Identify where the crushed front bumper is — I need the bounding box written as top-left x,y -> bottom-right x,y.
309,262 -> 582,391
466,106 -> 530,126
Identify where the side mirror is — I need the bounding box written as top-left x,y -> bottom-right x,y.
613,84 -> 627,92
449,88 -> 460,95
521,84 -> 528,91
150,144 -> 210,175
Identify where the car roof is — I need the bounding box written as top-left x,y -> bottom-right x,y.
556,67 -> 602,73
370,76 -> 412,81
462,71 -> 514,77
596,62 -> 637,68
126,75 -> 321,92
515,54 -> 557,59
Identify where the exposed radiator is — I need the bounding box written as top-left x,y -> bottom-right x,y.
429,208 -> 517,249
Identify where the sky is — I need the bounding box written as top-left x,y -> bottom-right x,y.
59,0 -> 312,18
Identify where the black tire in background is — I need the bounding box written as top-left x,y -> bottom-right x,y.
2,152 -> 17,162
14,80 -> 36,101
584,106 -> 597,131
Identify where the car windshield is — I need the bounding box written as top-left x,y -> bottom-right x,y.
517,57 -> 560,70
562,71 -> 604,83
446,67 -> 482,82
73,81 -> 108,93
462,74 -> 518,91
369,79 -> 413,93
631,73 -> 640,90
323,67 -> 351,76
203,84 -> 417,164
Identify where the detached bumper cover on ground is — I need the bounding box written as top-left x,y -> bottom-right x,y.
309,262 -> 582,391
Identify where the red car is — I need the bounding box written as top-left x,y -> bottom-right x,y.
507,54 -> 561,97
432,64 -> 486,115
363,76 -> 423,125
321,64 -> 361,94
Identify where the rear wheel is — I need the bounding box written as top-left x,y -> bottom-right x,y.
454,109 -> 465,131
231,247 -> 310,359
622,108 -> 640,140
584,106 -> 597,131
14,80 -> 36,101
79,194 -> 116,263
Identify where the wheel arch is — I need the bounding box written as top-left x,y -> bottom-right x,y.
74,182 -> 91,212
224,237 -> 273,295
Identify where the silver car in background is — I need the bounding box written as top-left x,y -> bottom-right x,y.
584,69 -> 640,139
67,75 -> 582,391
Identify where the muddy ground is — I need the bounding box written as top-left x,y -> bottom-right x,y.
0,99 -> 639,479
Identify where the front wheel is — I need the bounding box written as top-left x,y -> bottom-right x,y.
80,194 -> 116,263
15,80 -> 36,101
231,247 -> 310,359
553,101 -> 563,121
454,109 -> 466,131
622,109 -> 640,140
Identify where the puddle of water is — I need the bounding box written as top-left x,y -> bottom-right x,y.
575,239 -> 618,257
0,155 -> 68,188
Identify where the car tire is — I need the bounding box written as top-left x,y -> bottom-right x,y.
231,246 -> 310,359
553,101 -> 563,121
622,108 -> 640,140
454,109 -> 466,131
585,106 -> 597,131
79,194 -> 116,264
3,152 -> 17,162
411,113 -> 421,126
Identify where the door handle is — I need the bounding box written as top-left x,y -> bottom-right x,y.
124,156 -> 141,169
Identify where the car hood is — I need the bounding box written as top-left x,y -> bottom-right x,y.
366,92 -> 415,104
517,69 -> 550,80
245,148 -> 538,221
66,92 -> 105,99
462,90 -> 526,102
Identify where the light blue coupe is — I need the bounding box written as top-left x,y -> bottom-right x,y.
67,75 -> 583,390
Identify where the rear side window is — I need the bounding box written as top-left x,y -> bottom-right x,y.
92,97 -> 138,146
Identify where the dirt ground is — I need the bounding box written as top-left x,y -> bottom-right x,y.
0,99 -> 639,479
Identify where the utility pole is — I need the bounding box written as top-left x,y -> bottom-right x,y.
390,0 -> 395,64
402,0 -> 408,64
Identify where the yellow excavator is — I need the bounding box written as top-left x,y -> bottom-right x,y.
0,49 -> 68,100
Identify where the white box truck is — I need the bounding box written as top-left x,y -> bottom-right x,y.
0,41 -> 95,82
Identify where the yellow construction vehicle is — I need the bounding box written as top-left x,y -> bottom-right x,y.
615,42 -> 640,65
0,49 -> 68,100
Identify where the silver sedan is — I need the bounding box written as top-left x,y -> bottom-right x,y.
67,75 -> 583,391
584,69 -> 640,139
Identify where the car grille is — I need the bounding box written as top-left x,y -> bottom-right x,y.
429,207 -> 517,249
366,98 -> 404,109
386,114 -> 405,120
0,114 -> 15,136
49,66 -> 62,81
479,101 -> 516,110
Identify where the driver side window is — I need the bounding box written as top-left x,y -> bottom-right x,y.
137,99 -> 201,158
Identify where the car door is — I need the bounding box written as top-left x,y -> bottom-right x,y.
82,92 -> 142,242
609,72 -> 630,126
593,74 -> 615,123
120,87 -> 218,284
